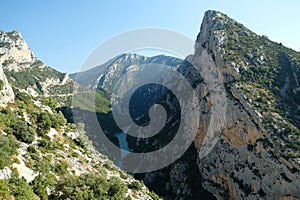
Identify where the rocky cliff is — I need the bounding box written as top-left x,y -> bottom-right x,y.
0,30 -> 79,106
189,10 -> 300,199
119,11 -> 300,199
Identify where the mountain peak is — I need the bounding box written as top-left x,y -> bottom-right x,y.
0,30 -> 36,70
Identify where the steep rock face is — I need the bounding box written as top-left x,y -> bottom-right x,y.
138,10 -> 300,200
191,10 -> 300,199
0,65 -> 14,104
0,30 -> 35,70
0,30 -> 78,105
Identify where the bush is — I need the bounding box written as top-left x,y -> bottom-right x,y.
38,138 -> 53,150
32,174 -> 54,200
0,135 -> 19,169
51,173 -> 127,200
37,112 -> 52,136
0,80 -> 4,90
8,177 -> 35,200
107,177 -> 127,199
149,191 -> 160,200
128,180 -> 142,190
42,97 -> 58,110
54,162 -> 68,175
0,179 -> 13,199
0,108 -> 15,127
27,145 -> 37,154
10,120 -> 35,143
50,111 -> 66,129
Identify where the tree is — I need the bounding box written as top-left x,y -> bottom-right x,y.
37,112 -> 52,136
50,111 -> 66,129
32,173 -> 54,200
0,179 -> 13,200
0,80 -> 4,90
8,177 -> 35,200
0,135 -> 19,169
42,97 -> 58,110
107,177 -> 127,200
10,120 -> 35,143
51,173 -> 129,200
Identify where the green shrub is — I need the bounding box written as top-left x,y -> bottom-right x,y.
0,80 -> 4,90
107,177 -> 127,199
27,145 -> 37,154
0,135 -> 19,169
149,191 -> 161,200
128,180 -> 142,190
32,174 -> 54,200
8,177 -> 35,200
50,111 -> 66,129
37,112 -> 52,136
10,120 -> 35,143
54,162 -> 68,175
42,97 -> 58,110
51,173 -> 128,200
0,179 -> 13,199
38,138 -> 53,150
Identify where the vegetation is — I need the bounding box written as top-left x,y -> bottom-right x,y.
8,177 -> 36,200
51,173 -> 128,200
10,120 -> 35,143
0,89 -> 153,199
128,180 -> 143,190
0,135 -> 19,169
220,15 -> 300,158
71,90 -> 110,113
0,80 -> 4,90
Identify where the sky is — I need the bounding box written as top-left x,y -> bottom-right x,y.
1,0 -> 300,74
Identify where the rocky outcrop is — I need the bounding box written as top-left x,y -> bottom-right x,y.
0,65 -> 14,104
0,31 -> 16,104
0,30 -> 79,104
136,10 -> 300,200
191,10 -> 300,199
0,30 -> 35,71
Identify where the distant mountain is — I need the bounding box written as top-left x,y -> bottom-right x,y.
70,53 -> 183,91
0,30 -> 159,199
71,10 -> 300,199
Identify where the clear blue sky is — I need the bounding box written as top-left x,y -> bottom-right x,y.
1,0 -> 299,73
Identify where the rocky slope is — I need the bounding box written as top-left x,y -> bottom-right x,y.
144,10 -> 300,199
70,53 -> 183,92
0,30 -> 80,106
189,10 -> 300,199
0,30 -> 159,200
71,10 -> 300,199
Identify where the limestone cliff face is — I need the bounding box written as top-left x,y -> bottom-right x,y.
191,10 -> 300,199
138,10 -> 300,200
0,30 -> 77,104
0,30 -> 35,71
0,65 -> 14,104
0,31 -> 19,104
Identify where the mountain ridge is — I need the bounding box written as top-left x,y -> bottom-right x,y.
0,9 -> 300,200
0,29 -> 159,199
73,10 -> 300,199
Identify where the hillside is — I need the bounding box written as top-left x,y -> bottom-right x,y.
1,9 -> 300,200
0,30 -> 159,200
198,10 -> 300,159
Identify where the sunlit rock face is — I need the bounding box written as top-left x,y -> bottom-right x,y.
191,10 -> 300,199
